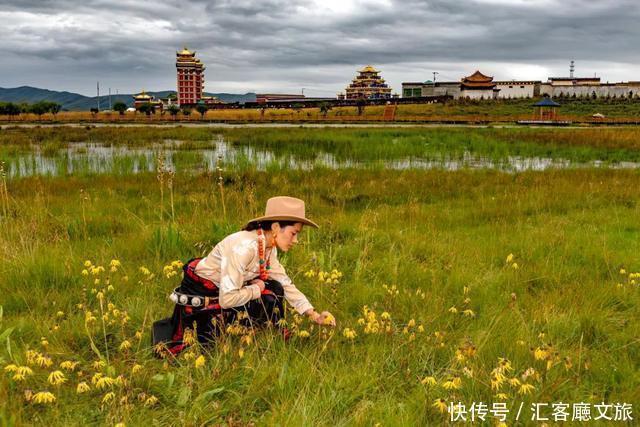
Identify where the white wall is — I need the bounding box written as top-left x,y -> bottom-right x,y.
495,83 -> 536,99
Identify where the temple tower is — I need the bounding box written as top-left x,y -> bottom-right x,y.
345,65 -> 392,100
176,47 -> 205,107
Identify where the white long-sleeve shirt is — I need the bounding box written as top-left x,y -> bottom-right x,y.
194,230 -> 313,314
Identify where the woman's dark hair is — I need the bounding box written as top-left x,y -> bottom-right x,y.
244,220 -> 297,231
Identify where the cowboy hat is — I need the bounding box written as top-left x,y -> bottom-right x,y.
245,196 -> 319,229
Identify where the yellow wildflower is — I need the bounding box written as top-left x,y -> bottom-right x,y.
60,361 -> 79,372
518,383 -> 535,395
506,253 -> 514,263
91,372 -> 104,384
238,348 -> 245,358
102,391 -> 115,404
36,354 -> 53,368
432,398 -> 448,413
48,370 -> 67,386
183,330 -> 196,346
119,340 -> 131,352
407,319 -> 416,328
144,395 -> 158,407
442,377 -> 461,390
82,269 -> 89,276
95,376 -> 115,390
56,311 -> 65,318
194,355 -> 206,369
421,376 -> 437,386
380,312 -> 391,320
342,328 -> 357,340
322,313 -> 335,326
508,377 -> 521,387
495,393 -> 508,400
17,366 -> 34,376
12,373 -> 27,382
533,346 -> 549,361
448,306 -> 458,314
298,330 -> 310,338
93,360 -> 106,370
4,364 -> 19,373
77,382 -> 91,393
620,268 -> 627,275
32,391 -> 56,404
512,263 -> 519,269
132,364 -> 143,375
84,260 -> 92,267
462,309 -> 475,318
417,325 -> 425,333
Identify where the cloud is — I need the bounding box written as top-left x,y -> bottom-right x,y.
0,0 -> 638,96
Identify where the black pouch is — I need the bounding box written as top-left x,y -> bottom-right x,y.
151,317 -> 175,347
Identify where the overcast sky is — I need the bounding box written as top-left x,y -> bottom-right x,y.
2,0 -> 640,96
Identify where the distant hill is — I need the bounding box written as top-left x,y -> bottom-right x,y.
0,86 -> 257,111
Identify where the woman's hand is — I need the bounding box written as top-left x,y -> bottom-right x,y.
314,310 -> 336,327
250,279 -> 265,293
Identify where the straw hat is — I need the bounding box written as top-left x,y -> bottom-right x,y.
245,196 -> 318,229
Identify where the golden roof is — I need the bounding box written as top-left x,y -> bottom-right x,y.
178,47 -> 194,56
134,90 -> 152,99
359,65 -> 379,73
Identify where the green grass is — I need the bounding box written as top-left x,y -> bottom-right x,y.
0,127 -> 639,426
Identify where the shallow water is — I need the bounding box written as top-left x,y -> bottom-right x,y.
2,138 -> 639,179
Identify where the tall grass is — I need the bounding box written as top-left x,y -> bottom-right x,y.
0,128 -> 638,425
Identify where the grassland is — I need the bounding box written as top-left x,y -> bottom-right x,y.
0,126 -> 639,426
2,96 -> 640,124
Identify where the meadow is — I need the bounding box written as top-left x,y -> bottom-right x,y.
4,96 -> 640,124
0,126 -> 639,426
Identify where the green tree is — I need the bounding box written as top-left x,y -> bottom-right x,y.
182,108 -> 191,117
29,101 -> 49,120
137,103 -> 154,116
0,102 -> 20,116
113,101 -> 127,116
196,104 -> 208,119
356,99 -> 366,116
319,102 -> 332,118
168,104 -> 180,120
48,102 -> 61,117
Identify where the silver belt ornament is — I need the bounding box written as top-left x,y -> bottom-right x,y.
169,287 -> 218,308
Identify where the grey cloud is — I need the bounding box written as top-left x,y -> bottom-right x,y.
1,0 -> 639,95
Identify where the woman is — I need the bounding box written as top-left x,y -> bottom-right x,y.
165,196 -> 335,354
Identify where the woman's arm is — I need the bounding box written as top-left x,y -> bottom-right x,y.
268,256 -> 314,315
218,243 -> 261,309
269,255 -> 336,326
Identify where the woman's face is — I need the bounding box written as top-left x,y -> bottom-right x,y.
272,222 -> 303,252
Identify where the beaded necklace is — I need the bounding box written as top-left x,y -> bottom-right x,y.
256,228 -> 271,280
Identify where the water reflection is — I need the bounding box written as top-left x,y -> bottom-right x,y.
3,138 -> 640,179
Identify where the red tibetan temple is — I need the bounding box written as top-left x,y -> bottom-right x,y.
460,70 -> 500,99
176,47 -> 205,107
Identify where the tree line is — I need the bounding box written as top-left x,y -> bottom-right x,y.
0,101 -> 62,117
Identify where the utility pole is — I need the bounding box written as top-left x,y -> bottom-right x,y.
432,72 -> 439,84
96,81 -> 100,112
108,88 -> 112,110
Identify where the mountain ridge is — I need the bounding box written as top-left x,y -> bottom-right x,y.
0,86 -> 257,110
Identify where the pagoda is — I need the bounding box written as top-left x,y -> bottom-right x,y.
133,90 -> 162,110
344,65 -> 392,100
176,47 -> 205,107
460,70 -> 499,99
